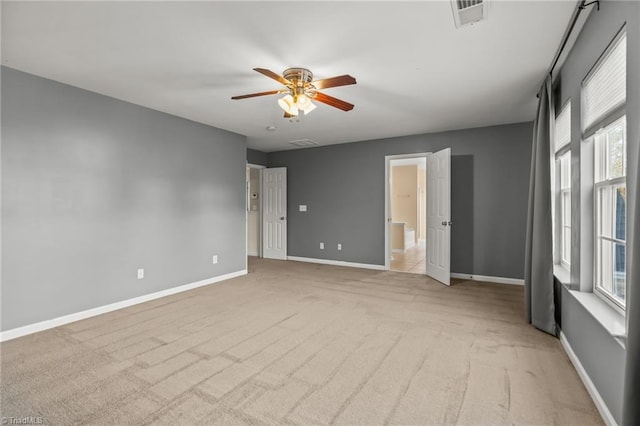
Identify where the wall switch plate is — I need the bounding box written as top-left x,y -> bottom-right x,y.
212,255 -> 218,264
137,268 -> 144,279
299,205 -> 307,212
320,242 -> 324,250
338,243 -> 342,250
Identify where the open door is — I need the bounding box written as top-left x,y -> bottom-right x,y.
262,167 -> 287,260
426,148 -> 451,285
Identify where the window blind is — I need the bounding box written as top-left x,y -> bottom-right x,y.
582,31 -> 626,134
554,102 -> 571,152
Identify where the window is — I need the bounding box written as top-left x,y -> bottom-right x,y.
555,102 -> 571,152
581,28 -> 627,309
594,117 -> 626,308
558,151 -> 571,267
553,100 -> 571,268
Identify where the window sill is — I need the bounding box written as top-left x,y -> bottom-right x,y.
554,265 -> 626,348
568,291 -> 626,348
553,264 -> 571,285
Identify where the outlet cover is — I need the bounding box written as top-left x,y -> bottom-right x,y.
320,242 -> 324,250
299,205 -> 307,212
137,268 -> 144,279
212,255 -> 218,264
338,243 -> 342,250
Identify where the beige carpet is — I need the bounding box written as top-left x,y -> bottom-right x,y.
1,258 -> 602,425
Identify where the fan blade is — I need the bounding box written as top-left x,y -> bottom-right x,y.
312,74 -> 357,90
313,92 -> 354,111
231,90 -> 281,100
254,68 -> 292,86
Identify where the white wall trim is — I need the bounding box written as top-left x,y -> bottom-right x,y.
287,256 -> 385,271
450,272 -> 524,286
559,331 -> 616,426
0,269 -> 247,343
283,261 -> 522,282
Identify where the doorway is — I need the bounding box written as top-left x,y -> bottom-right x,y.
386,156 -> 427,274
246,165 -> 288,262
246,164 -> 265,259
385,149 -> 451,285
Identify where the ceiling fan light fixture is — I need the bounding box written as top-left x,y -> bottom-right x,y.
302,101 -> 317,115
295,93 -> 316,115
278,94 -> 298,116
232,67 -> 356,117
296,93 -> 310,109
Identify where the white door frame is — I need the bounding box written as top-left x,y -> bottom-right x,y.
246,163 -> 266,268
384,152 -> 431,271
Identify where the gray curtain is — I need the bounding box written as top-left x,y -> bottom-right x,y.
524,75 -> 555,335
622,137 -> 640,423
621,7 -> 640,423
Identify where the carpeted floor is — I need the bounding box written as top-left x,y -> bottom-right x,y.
1,258 -> 602,425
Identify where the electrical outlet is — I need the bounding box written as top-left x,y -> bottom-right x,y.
212,255 -> 218,264
319,242 -> 324,250
137,268 -> 144,279
338,243 -> 342,251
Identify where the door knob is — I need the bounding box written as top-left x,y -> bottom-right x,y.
280,216 -> 286,220
441,221 -> 447,226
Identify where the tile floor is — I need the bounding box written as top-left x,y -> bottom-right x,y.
391,240 -> 426,274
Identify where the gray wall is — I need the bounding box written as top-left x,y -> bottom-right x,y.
247,148 -> 268,166
553,1 -> 639,423
268,122 -> 532,279
557,284 -> 626,422
1,67 -> 247,331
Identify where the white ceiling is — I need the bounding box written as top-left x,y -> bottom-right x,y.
1,1 -> 576,152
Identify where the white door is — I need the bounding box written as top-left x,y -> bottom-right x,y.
426,148 -> 451,285
262,167 -> 287,260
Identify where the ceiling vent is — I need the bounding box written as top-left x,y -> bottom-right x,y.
289,139 -> 318,148
451,0 -> 488,28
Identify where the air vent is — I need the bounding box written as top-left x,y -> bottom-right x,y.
452,0 -> 488,28
289,139 -> 318,148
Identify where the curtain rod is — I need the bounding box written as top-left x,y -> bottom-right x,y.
549,0 -> 599,76
537,0 -> 599,98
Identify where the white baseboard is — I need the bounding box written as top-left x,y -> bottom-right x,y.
285,260 -> 523,281
0,269 -> 247,343
287,256 -> 385,271
559,331 -> 616,426
450,272 -> 524,286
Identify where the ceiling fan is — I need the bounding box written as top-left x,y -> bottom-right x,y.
231,68 -> 356,118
